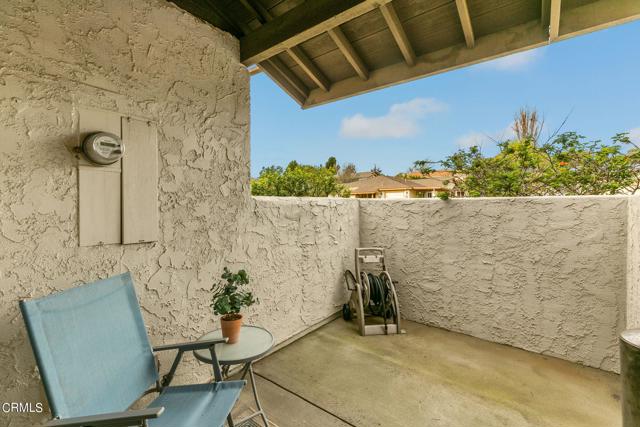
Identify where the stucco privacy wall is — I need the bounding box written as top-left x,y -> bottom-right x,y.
232,197 -> 358,342
627,195 -> 640,329
360,197 -> 628,372
0,1 -> 253,425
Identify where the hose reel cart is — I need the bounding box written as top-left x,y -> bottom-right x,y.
343,248 -> 403,336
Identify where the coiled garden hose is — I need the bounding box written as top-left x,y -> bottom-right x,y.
342,270 -> 395,323
367,273 -> 394,319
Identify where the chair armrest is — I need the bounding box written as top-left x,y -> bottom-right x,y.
153,338 -> 228,387
153,337 -> 228,352
45,407 -> 164,427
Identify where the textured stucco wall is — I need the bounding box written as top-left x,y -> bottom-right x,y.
234,197 -> 359,342
0,1 -> 251,425
627,195 -> 640,329
360,197 -> 628,372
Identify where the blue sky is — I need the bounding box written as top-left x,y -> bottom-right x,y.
250,20 -> 640,177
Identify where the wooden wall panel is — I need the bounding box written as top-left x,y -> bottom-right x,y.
78,167 -> 122,246
78,107 -> 122,246
121,117 -> 159,244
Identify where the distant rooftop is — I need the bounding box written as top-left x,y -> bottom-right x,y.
346,173 -> 456,195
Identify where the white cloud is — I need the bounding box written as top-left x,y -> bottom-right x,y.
456,132 -> 489,148
455,125 -> 516,149
339,97 -> 448,139
479,48 -> 543,71
629,128 -> 640,143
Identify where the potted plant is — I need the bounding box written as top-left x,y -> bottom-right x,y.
211,267 -> 256,344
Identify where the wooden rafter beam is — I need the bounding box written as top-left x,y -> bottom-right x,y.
240,0 -> 393,65
549,0 -> 562,40
286,46 -> 331,91
327,27 -> 369,80
455,0 -> 475,48
259,58 -> 309,106
379,3 -> 416,66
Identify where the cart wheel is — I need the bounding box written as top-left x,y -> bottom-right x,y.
342,303 -> 352,321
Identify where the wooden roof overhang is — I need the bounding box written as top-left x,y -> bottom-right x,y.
169,0 -> 640,108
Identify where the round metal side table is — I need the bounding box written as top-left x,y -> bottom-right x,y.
194,325 -> 274,427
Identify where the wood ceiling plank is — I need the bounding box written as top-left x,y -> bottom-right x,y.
391,0 -> 453,21
455,0 -> 475,47
268,0 -> 305,17
240,0 -> 393,65
556,0 -> 640,40
216,0 -> 262,32
561,0 -> 598,10
286,46 -> 332,91
352,27 -> 404,69
328,26 -> 369,80
379,2 -> 416,66
259,0 -> 285,8
401,2 -> 464,55
470,0 -> 540,39
241,0 -> 274,22
340,7 -> 389,43
308,46 -> 363,82
169,0 -> 243,36
541,0 -> 551,26
342,1 -> 459,58
293,10 -> 384,62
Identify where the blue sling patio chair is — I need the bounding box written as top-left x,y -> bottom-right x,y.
20,272 -> 245,427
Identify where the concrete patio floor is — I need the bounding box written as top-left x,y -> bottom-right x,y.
231,319 -> 621,427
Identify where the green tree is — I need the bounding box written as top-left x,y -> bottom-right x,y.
441,132 -> 640,197
325,156 -> 338,171
251,162 -> 351,197
411,159 -> 436,176
371,165 -> 383,176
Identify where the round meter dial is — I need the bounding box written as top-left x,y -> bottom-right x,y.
82,132 -> 124,165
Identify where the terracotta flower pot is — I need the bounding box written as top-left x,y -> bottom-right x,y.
220,314 -> 243,344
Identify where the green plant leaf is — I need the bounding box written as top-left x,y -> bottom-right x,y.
211,267 -> 257,316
